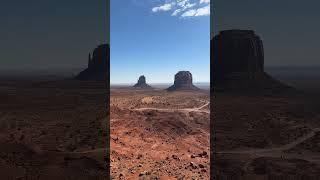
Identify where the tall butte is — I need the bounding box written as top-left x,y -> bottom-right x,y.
167,71 -> 199,91
133,75 -> 152,89
75,44 -> 109,82
212,30 -> 290,92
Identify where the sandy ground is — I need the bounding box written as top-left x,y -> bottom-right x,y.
212,92 -> 320,179
1,78 -> 319,179
0,80 -> 109,179
110,88 -> 210,179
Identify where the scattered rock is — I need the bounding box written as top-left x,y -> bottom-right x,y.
137,154 -> 143,159
111,136 -> 119,141
139,171 -> 151,176
190,162 -> 197,169
198,151 -> 208,158
172,154 -> 179,160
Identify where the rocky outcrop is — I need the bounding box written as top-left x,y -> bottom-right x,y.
167,71 -> 199,91
212,30 -> 290,92
75,44 -> 109,82
212,30 -> 264,84
133,75 -> 152,89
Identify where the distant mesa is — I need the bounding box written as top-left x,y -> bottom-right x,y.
167,71 -> 199,91
133,75 -> 152,89
212,30 -> 290,92
75,44 -> 109,82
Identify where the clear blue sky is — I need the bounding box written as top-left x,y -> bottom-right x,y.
111,0 -> 210,84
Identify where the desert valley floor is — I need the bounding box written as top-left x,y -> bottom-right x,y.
110,88 -> 210,179
212,90 -> 320,179
0,79 -> 109,179
0,79 -> 319,179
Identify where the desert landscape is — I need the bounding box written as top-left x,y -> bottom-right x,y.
211,30 -> 320,179
212,91 -> 320,179
0,44 -> 110,179
0,78 -> 109,179
110,72 -> 210,179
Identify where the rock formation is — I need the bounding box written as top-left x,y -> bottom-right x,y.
133,75 -> 152,89
212,30 -> 290,92
75,44 -> 109,82
167,71 -> 199,91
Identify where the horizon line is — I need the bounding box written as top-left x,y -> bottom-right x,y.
110,82 -> 210,85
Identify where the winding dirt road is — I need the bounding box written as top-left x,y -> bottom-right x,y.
55,102 -> 210,155
216,128 -> 320,163
133,101 -> 210,114
46,101 -> 319,165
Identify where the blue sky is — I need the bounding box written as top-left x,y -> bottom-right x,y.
111,0 -> 210,84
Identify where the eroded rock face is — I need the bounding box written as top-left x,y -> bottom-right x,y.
212,30 -> 290,92
133,75 -> 152,89
137,76 -> 146,85
167,71 -> 199,91
213,30 -> 264,84
75,44 -> 109,82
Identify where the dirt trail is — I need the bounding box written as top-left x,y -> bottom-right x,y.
66,148 -> 107,154
50,102 -> 210,155
217,129 -> 319,154
216,128 -> 320,163
68,105 -> 318,156
43,105 -> 318,163
40,127 -> 318,159
133,102 -> 210,113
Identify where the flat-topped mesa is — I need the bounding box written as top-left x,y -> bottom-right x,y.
213,30 -> 264,82
167,71 -> 199,91
133,75 -> 152,89
212,30 -> 289,91
75,44 -> 109,81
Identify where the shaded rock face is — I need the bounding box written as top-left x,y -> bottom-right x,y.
75,44 -> 109,82
167,71 -> 199,91
137,75 -> 146,85
133,75 -> 152,89
212,30 -> 290,92
213,30 -> 264,83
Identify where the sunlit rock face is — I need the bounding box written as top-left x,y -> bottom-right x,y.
167,71 -> 199,91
